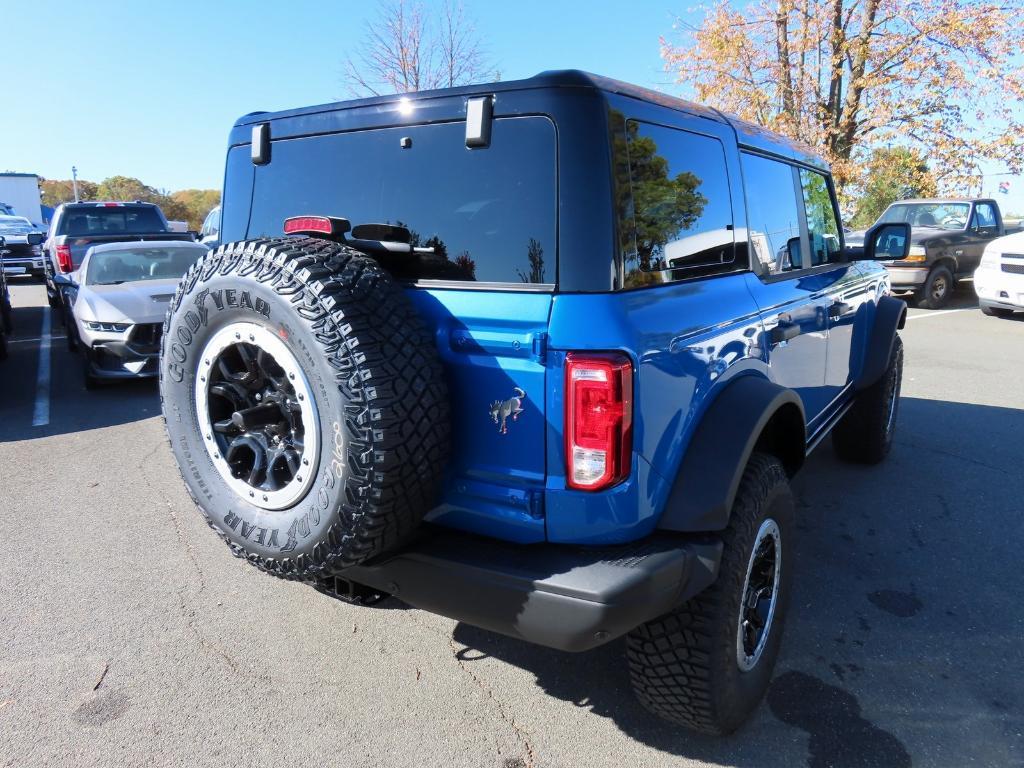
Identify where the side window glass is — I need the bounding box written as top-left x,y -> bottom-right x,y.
741,153 -> 802,275
619,120 -> 738,287
973,203 -> 996,229
799,168 -> 841,266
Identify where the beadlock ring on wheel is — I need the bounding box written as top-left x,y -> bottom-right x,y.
194,321 -> 320,511
736,518 -> 782,672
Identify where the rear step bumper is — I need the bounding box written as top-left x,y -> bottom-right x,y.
337,527 -> 723,652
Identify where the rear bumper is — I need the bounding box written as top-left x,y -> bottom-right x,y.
2,256 -> 45,274
339,527 -> 722,652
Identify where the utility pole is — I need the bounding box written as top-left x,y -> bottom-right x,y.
71,166 -> 80,202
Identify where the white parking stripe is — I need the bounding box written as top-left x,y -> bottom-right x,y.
905,308 -> 973,321
31,307 -> 52,427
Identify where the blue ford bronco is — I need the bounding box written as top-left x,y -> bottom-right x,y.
160,71 -> 911,734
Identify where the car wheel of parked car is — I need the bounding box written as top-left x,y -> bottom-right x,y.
979,302 -> 1014,318
626,452 -> 794,735
832,335 -> 903,464
160,237 -> 451,581
65,307 -> 78,351
82,353 -> 100,390
1,298 -> 12,336
916,265 -> 953,309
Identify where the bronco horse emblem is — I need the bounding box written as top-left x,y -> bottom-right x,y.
489,387 -> 526,434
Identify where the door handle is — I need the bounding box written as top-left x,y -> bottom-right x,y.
828,301 -> 852,319
770,321 -> 800,344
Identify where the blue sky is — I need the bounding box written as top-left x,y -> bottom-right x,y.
4,0 -> 1021,213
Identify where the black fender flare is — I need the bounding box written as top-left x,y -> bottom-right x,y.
854,295 -> 906,390
657,376 -> 805,533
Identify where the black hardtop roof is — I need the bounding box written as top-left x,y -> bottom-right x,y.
234,69 -> 828,171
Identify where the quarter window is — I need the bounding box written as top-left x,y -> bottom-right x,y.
799,168 -> 842,267
618,121 -> 738,288
741,153 -> 802,275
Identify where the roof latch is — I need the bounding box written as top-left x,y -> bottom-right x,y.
465,96 -> 493,148
251,123 -> 270,165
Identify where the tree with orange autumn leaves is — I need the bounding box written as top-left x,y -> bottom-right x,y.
661,0 -> 1024,206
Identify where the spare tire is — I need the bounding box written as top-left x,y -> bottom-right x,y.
160,237 -> 450,580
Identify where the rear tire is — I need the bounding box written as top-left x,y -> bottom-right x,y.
915,265 -> 953,309
626,453 -> 794,735
832,335 -> 903,464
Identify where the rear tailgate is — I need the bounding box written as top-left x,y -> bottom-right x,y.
408,289 -> 551,543
59,233 -> 196,271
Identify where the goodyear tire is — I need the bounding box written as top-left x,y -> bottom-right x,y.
160,237 -> 450,581
627,453 -> 794,735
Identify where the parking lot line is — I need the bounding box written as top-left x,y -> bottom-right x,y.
31,306 -> 52,427
905,308 -> 972,321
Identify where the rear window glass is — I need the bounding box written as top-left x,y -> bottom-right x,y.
60,207 -> 165,236
86,247 -> 205,285
247,117 -> 557,285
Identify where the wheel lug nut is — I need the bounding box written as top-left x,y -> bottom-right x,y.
249,491 -> 255,497
302,458 -> 309,465
296,476 -> 302,482
249,334 -> 254,341
262,495 -> 268,501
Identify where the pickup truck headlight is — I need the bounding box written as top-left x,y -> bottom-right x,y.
903,245 -> 927,262
85,321 -> 130,333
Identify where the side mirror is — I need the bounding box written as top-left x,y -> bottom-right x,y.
785,236 -> 802,270
26,232 -> 44,246
862,222 -> 911,261
51,273 -> 76,287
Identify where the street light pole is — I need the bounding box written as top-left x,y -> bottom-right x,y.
71,166 -> 80,203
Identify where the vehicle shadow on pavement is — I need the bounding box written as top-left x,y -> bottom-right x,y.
451,396 -> 1024,767
0,302 -> 160,443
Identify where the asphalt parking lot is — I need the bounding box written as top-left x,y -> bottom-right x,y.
1,279 -> 1022,768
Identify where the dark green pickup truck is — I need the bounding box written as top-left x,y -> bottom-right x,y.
846,198 -> 1005,308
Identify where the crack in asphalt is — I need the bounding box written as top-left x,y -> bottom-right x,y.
403,610 -> 536,766
894,438 -> 1013,476
446,636 -> 537,768
136,437 -> 269,684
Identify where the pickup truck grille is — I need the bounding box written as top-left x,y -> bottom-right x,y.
127,323 -> 163,353
1001,264 -> 1024,275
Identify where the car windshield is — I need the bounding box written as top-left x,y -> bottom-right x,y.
60,206 -> 165,235
0,217 -> 36,234
878,203 -> 970,230
85,247 -> 204,285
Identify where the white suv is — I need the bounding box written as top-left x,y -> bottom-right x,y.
975,230 -> 1024,317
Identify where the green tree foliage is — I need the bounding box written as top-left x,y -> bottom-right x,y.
850,148 -> 938,228
38,176 -> 219,230
40,179 -> 98,207
516,238 -> 546,283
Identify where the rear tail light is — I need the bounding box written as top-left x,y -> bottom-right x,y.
565,352 -> 633,490
55,245 -> 73,273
